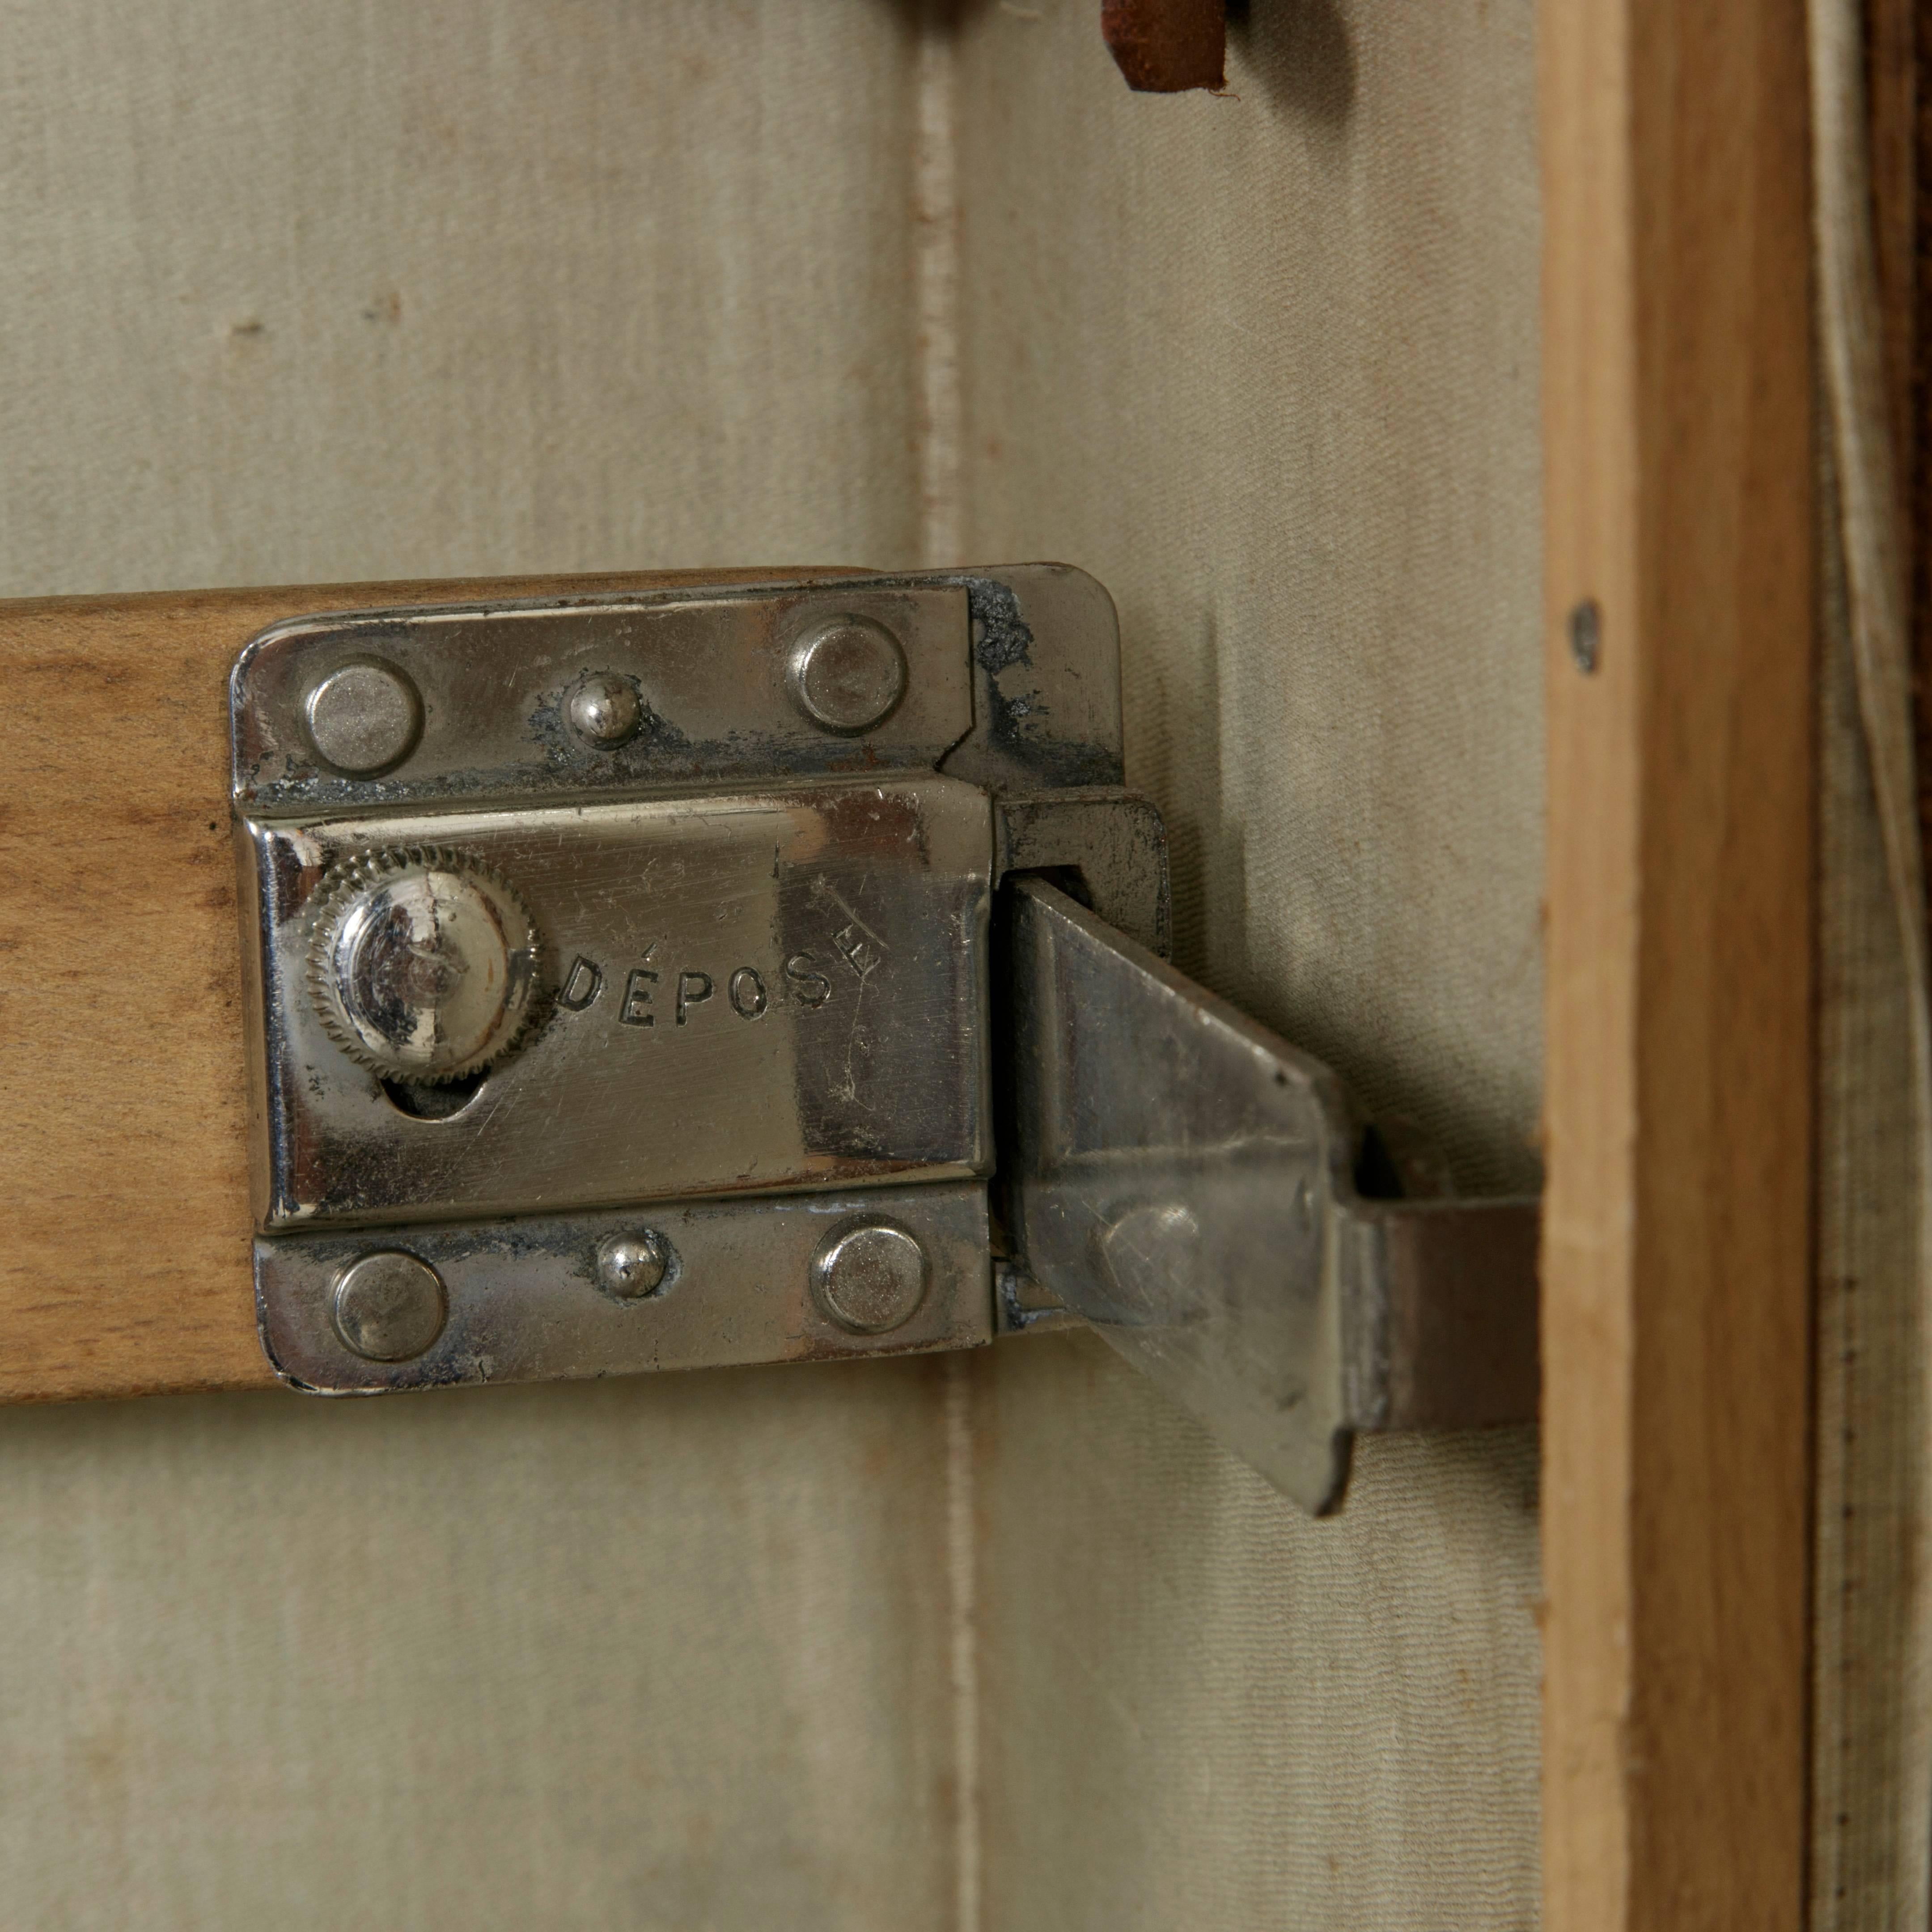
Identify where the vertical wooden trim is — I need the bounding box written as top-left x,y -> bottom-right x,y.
1540,0 -> 1814,1923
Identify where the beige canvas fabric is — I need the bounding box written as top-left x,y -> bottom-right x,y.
1810,0 -> 1932,1919
1813,451 -> 1931,1927
0,6 -> 954,1926
0,2 -> 928,595
953,5 -> 1543,1922
0,1369 -> 959,1927
0,0 -> 1545,1925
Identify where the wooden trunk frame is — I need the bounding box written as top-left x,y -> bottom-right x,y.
1540,0 -> 1815,1923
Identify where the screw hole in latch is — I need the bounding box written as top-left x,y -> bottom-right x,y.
380,1072 -> 489,1121
1009,863 -> 1094,910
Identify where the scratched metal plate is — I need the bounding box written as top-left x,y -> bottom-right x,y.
1004,878 -> 1356,1513
255,1182 -> 991,1394
239,776 -> 993,1229
230,581 -> 974,816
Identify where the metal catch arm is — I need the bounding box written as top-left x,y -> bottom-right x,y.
1000,878 -> 1539,1515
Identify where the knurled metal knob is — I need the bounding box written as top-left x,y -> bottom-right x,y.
308,847 -> 541,1083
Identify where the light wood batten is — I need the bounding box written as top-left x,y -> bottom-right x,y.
1540,0 -> 1814,1923
0,570 -> 847,1405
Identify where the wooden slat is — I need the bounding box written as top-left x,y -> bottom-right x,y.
1540,0 -> 1814,1924
0,569 -> 852,1405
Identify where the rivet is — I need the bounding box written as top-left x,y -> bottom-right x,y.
568,674 -> 642,747
304,659 -> 424,774
332,1252 -> 448,1361
1567,598 -> 1602,675
787,616 -> 908,734
811,1220 -> 928,1335
595,1228 -> 675,1299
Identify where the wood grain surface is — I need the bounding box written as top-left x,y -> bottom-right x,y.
0,570 -> 852,1405
1539,0 -> 1814,1924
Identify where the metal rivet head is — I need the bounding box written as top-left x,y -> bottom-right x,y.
304,659 -> 424,774
332,1252 -> 448,1361
787,617 -> 908,734
567,674 -> 642,747
811,1220 -> 929,1335
595,1229 -> 675,1299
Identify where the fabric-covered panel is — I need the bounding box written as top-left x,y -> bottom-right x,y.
954,0 -> 1541,1186
974,1338 -> 1541,1928
952,2 -> 1544,1925
0,3 -> 954,1927
0,1370 -> 956,1929
1809,0 -> 1932,1912
1813,458 -> 1930,1926
0,0 -> 924,598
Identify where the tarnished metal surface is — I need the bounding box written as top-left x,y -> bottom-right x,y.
810,1219 -> 932,1335
993,788 -> 1171,956
786,615 -> 908,733
934,566 -> 1125,794
330,1251 -> 448,1361
992,1259 -> 1082,1337
1340,1199 -> 1541,1432
232,582 -> 974,815
1004,878 -> 1356,1508
302,657 -> 424,774
232,568 -> 1536,1504
241,777 -> 993,1229
256,1182 -> 991,1394
306,847 -> 542,1082
1003,879 -> 1538,1513
232,565 -> 1127,818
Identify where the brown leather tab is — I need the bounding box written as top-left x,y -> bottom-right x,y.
1101,0 -> 1225,93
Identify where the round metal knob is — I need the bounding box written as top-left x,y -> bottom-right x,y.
308,847 -> 541,1083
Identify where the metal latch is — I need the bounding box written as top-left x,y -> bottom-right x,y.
231,567 -> 1536,1513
